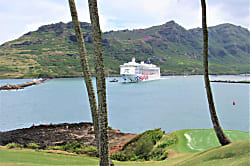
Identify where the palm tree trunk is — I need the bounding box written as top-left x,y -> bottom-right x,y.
68,0 -> 99,149
88,0 -> 109,165
201,0 -> 231,146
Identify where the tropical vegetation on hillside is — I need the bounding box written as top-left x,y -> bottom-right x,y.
0,20 -> 249,78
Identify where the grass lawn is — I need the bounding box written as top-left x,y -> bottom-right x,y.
0,148 -> 99,166
0,129 -> 249,166
173,129 -> 250,153
173,140 -> 250,166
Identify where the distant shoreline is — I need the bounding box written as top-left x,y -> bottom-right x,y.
0,75 -> 249,88
0,73 -> 249,80
210,80 -> 250,84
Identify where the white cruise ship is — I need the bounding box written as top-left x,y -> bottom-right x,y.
120,57 -> 160,82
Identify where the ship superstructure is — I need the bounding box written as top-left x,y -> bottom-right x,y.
120,57 -> 160,82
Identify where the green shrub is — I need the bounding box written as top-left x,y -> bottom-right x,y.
149,147 -> 164,160
160,133 -> 177,147
60,142 -> 98,157
149,148 -> 168,161
46,146 -> 63,150
126,153 -> 138,161
110,152 -> 137,161
159,151 -> 168,160
165,138 -> 176,146
6,143 -> 24,149
121,128 -> 165,161
123,128 -> 164,150
134,137 -> 154,160
62,141 -> 82,153
149,128 -> 165,144
27,143 -> 40,149
157,142 -> 168,149
80,145 -> 98,157
110,152 -> 128,161
74,148 -> 83,154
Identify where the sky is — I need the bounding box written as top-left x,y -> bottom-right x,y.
0,0 -> 249,44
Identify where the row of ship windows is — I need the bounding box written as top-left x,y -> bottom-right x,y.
135,69 -> 159,75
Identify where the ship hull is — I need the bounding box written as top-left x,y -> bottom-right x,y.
121,74 -> 160,83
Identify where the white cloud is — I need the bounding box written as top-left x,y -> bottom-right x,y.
98,0 -> 201,30
206,1 -> 250,28
0,0 -> 65,44
0,0 -> 249,44
0,0 -> 89,44
26,22 -> 52,32
206,4 -> 225,27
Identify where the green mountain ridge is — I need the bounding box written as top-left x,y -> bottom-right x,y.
0,21 -> 249,78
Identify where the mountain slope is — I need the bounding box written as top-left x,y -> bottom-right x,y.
0,21 -> 249,78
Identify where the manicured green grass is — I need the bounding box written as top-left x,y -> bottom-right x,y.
174,140 -> 250,166
1,140 -> 249,166
0,148 -> 99,166
182,129 -> 249,152
0,129 -> 249,166
0,147 -> 192,166
172,129 -> 249,153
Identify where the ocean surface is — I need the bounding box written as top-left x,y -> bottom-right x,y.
0,75 -> 249,133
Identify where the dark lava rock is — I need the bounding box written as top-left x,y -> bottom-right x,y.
0,122 -> 136,153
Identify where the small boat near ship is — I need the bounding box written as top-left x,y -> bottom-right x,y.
109,78 -> 119,82
120,57 -> 160,83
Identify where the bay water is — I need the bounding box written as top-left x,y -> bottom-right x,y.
0,75 -> 249,133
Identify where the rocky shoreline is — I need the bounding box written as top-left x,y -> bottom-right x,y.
0,122 -> 136,154
0,79 -> 47,90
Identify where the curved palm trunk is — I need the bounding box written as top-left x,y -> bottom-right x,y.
68,0 -> 99,149
201,0 -> 231,146
88,0 -> 109,165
